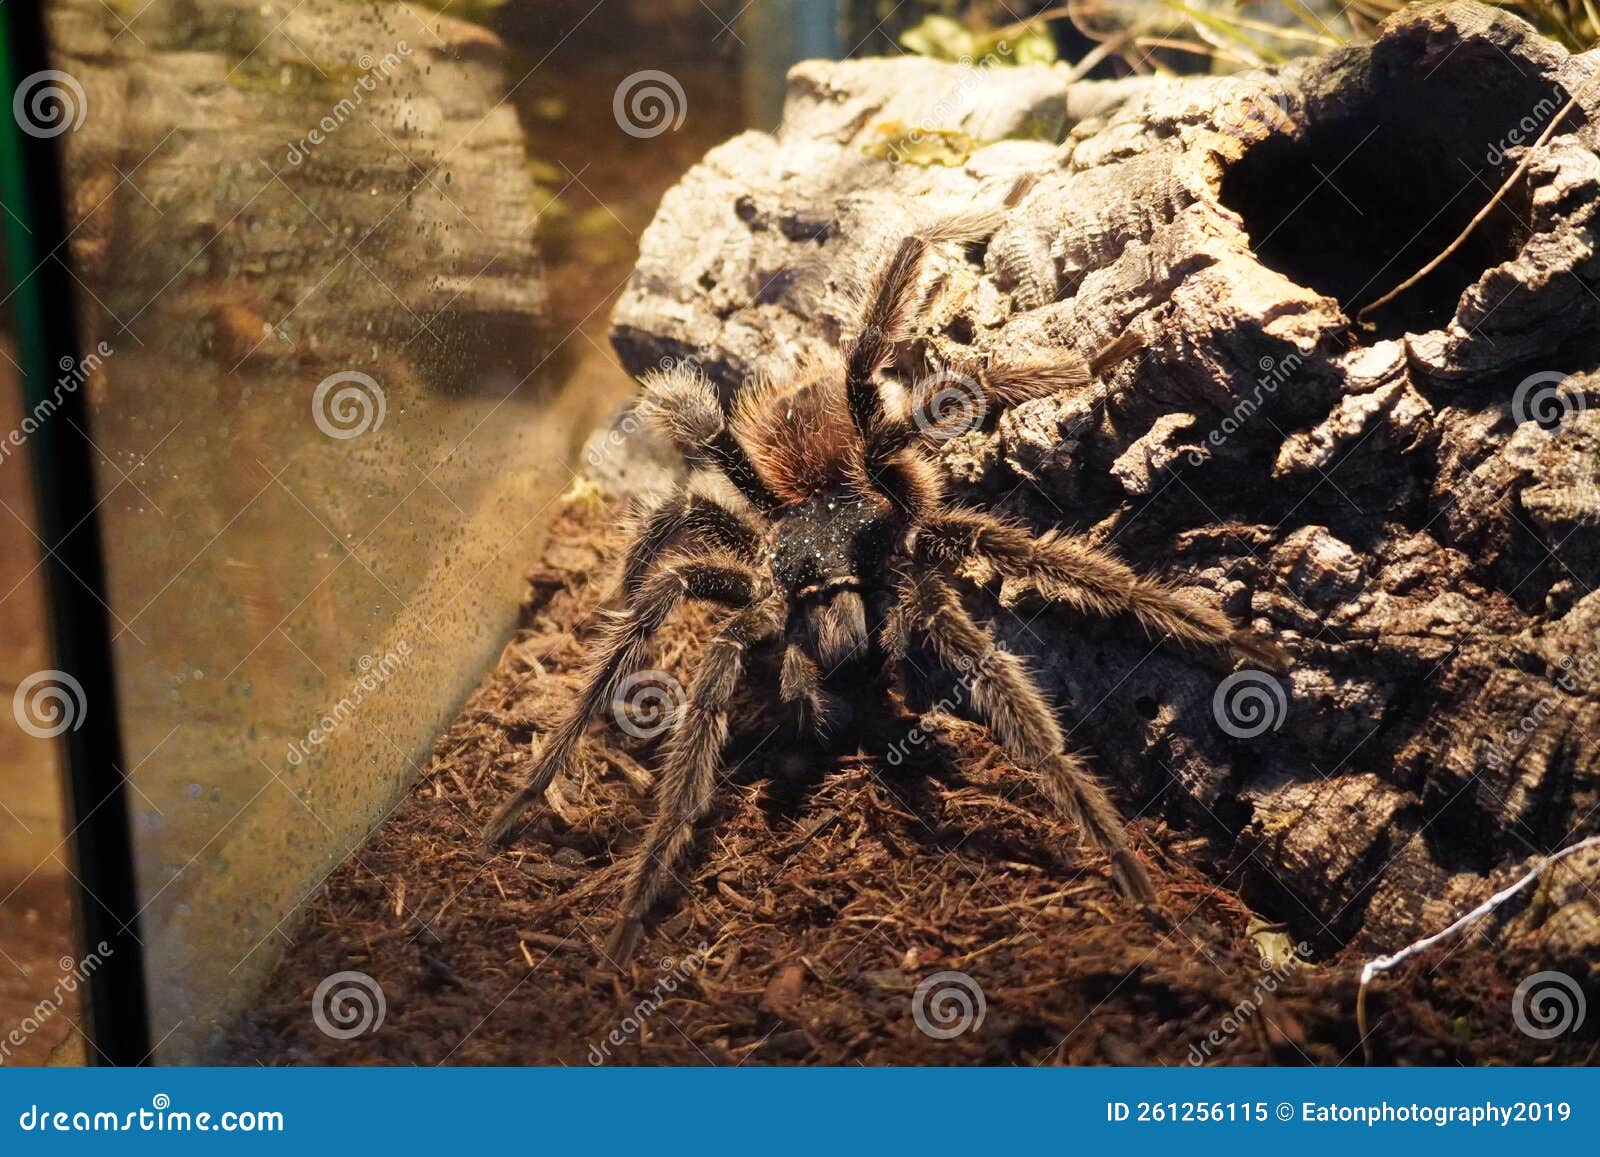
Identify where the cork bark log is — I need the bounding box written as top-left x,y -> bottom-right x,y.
608,1 -> 1600,960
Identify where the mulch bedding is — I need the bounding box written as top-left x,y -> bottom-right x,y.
236,498 -> 1596,1066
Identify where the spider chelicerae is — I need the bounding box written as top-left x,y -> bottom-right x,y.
485,216 -> 1287,962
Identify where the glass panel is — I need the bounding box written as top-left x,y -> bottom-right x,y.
31,0 -> 763,1059
0,230 -> 84,1066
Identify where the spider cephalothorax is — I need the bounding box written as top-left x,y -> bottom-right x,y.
485,220 -> 1287,962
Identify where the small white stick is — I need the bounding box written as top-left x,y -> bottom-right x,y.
1355,832 -> 1600,1058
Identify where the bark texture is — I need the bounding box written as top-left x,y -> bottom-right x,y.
609,1 -> 1600,959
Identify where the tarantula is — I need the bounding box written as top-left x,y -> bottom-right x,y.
485,219 -> 1285,962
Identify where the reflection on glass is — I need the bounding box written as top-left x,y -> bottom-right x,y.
0,294 -> 84,1066
38,0 -> 744,1058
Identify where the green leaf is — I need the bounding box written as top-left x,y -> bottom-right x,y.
899,13 -> 1059,66
899,14 -> 977,60
1003,27 -> 1059,65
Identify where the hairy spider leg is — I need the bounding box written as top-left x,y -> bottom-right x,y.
899,573 -> 1156,903
917,509 -> 1289,671
482,557 -> 766,846
621,488 -> 763,603
608,598 -> 785,961
637,362 -> 779,512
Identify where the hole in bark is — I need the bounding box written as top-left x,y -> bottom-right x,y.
1219,59 -> 1570,339
944,314 -> 976,344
